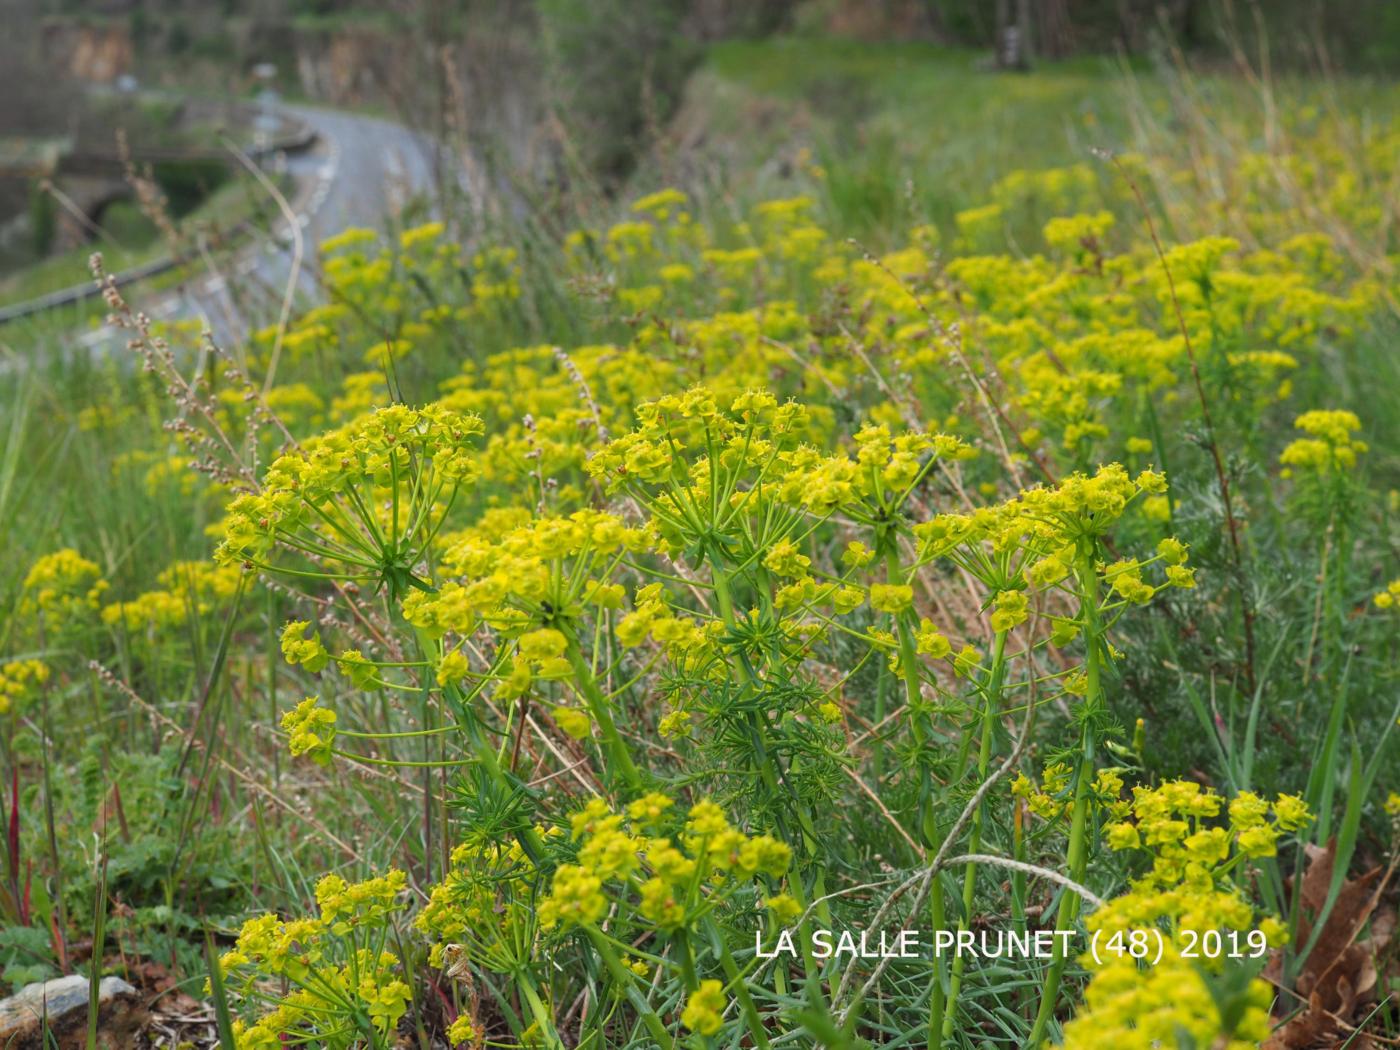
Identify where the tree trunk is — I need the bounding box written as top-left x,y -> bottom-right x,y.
995,0 -> 1030,69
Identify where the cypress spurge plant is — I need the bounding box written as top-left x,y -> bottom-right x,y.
217,403 -> 481,596
216,871 -> 414,1048
195,352 -> 1216,1049
907,464 -> 1197,1044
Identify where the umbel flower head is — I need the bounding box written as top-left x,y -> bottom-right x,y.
216,404 -> 483,600
1279,408 -> 1367,475
281,696 -> 336,765
0,659 -> 49,715
20,548 -> 108,633
538,797 -> 792,937
1063,782 -> 1309,1050
218,870 -> 412,1047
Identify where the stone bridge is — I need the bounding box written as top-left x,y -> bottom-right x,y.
0,139 -> 233,249
1,112 -> 313,251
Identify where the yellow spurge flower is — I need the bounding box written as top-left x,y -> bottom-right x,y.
316,869 -> 408,931
410,510 -> 647,639
280,696 -> 336,766
762,538 -> 810,578
1043,210 -> 1114,254
578,826 -> 643,880
21,549 -> 109,625
1373,578 -> 1400,610
842,541 -> 875,568
585,580 -> 626,608
446,1015 -> 477,1044
320,226 -> 378,254
869,583 -> 913,614
658,709 -> 692,739
156,561 -> 243,601
765,893 -> 802,924
953,644 -> 982,678
914,619 -> 952,659
568,798 -> 621,841
552,706 -> 590,740
0,659 -> 50,715
1279,408 -> 1367,474
684,799 -> 731,840
1065,781 -> 1303,1048
495,659 -> 532,700
681,979 -> 727,1036
538,864 -> 606,929
336,649 -> 377,688
216,404 -> 483,595
639,878 -> 685,928
436,649 -> 470,687
626,792 -> 675,826
1105,560 -> 1155,604
1059,950 -> 1273,1049
631,188 -> 688,222
399,220 -> 445,251
989,589 -> 1029,631
518,627 -> 568,665
281,620 -> 330,673
915,464 -> 1166,564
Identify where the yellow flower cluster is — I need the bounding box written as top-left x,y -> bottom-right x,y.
217,404 -> 483,595
539,796 -> 792,935
404,509 -> 647,642
100,561 -> 244,635
417,834 -> 555,974
0,659 -> 49,715
1279,408 -> 1368,475
20,549 -> 108,629
681,979 -> 727,1036
1063,783 -> 1309,1049
280,696 -> 336,766
156,119 -> 1395,1049
220,871 -> 411,1049
1374,578 -> 1400,610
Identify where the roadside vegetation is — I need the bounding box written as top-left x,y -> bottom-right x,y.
1,27 -> 1398,1050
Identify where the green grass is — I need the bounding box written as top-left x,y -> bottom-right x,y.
690,36 -> 1400,245
691,38 -> 1136,235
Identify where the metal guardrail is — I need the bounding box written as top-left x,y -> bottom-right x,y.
0,252 -> 178,324
0,114 -> 318,326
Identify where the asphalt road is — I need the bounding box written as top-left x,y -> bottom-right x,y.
80,102 -> 445,348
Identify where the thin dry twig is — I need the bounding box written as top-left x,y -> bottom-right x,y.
1106,150 -> 1258,697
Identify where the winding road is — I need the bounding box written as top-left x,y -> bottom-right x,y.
73,101 -> 446,348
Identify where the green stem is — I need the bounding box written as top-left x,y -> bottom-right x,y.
564,638 -> 642,792
928,875 -> 948,1049
941,629 -> 1008,1041
710,921 -> 773,1050
878,550 -> 947,1048
1027,548 -> 1101,1046
675,928 -> 699,992
518,977 -> 565,1050
586,928 -> 675,1049
713,560 -> 832,925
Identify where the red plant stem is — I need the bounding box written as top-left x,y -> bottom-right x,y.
7,767 -> 19,916
1113,154 -> 1258,697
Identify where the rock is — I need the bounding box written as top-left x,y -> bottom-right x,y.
0,974 -> 145,1049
